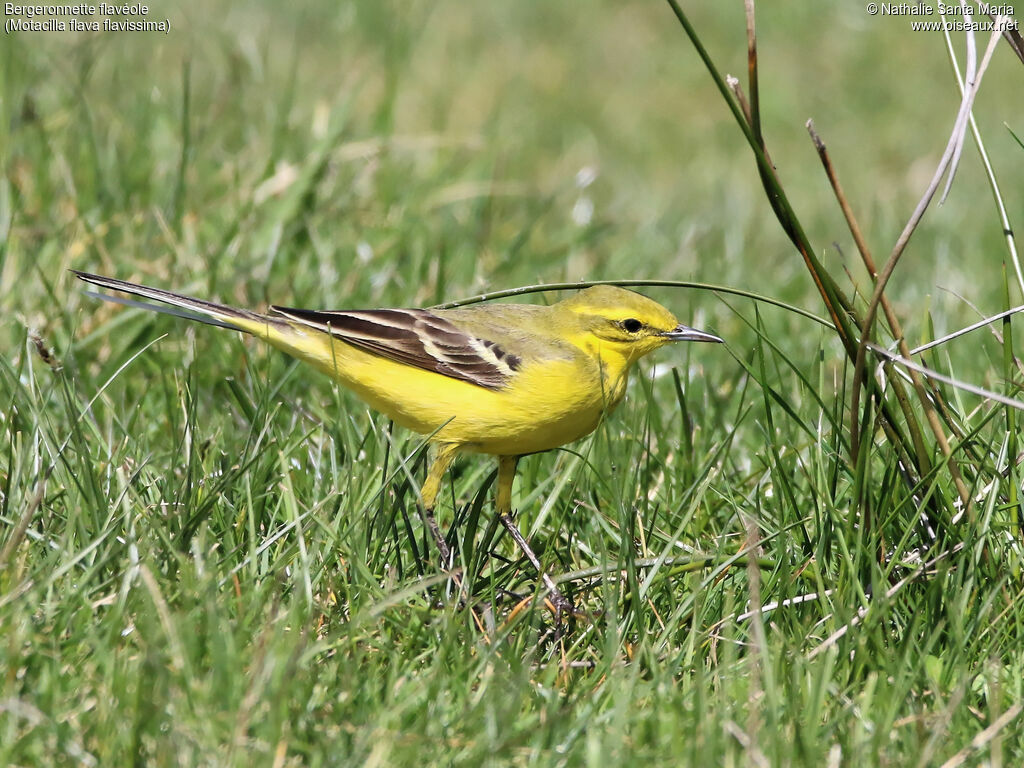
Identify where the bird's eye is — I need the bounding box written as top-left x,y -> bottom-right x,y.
621,318 -> 643,333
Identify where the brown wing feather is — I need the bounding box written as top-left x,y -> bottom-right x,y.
270,306 -> 521,390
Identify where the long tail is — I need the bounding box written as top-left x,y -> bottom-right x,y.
72,270 -> 287,335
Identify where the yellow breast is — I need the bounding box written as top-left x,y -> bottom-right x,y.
260,323 -> 629,456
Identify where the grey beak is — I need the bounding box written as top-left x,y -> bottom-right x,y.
662,324 -> 723,343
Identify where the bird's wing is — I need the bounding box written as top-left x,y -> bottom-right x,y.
270,306 -> 524,390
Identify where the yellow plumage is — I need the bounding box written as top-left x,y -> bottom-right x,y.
73,271 -> 722,612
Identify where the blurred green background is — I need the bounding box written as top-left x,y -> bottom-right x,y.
3,0 -> 1021,331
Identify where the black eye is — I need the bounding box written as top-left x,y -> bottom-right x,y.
622,318 -> 643,333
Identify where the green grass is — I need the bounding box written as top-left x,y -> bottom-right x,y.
3,1 -> 1024,765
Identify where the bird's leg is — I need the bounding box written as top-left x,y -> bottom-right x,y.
495,455 -> 575,617
419,442 -> 460,567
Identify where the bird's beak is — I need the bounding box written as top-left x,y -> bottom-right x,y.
661,324 -> 723,343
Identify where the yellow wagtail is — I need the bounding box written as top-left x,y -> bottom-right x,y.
73,270 -> 722,612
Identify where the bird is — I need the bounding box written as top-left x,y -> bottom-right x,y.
72,270 -> 722,613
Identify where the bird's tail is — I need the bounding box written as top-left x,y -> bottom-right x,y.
72,270 -> 287,336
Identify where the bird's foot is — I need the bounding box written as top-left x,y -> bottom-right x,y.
544,588 -> 575,618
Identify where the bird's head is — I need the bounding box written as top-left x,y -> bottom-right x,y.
560,285 -> 722,364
